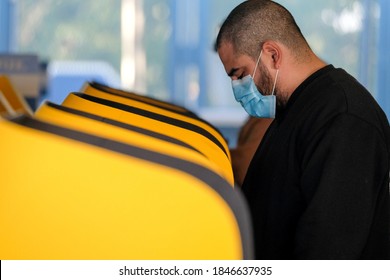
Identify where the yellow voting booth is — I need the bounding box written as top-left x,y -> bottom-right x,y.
0,96 -> 9,116
0,75 -> 33,116
0,116 -> 253,260
81,81 -> 230,159
35,101 -> 229,182
82,81 -> 195,116
61,92 -> 234,185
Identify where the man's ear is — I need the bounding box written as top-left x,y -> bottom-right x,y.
262,41 -> 281,69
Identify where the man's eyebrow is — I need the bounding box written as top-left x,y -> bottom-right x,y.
228,68 -> 239,77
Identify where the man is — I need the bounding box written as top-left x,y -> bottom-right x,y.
216,0 -> 390,259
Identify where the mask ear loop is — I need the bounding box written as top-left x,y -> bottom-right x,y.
252,50 -> 263,78
271,69 -> 279,96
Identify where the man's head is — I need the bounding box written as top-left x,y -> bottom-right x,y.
217,0 -> 324,109
216,0 -> 310,62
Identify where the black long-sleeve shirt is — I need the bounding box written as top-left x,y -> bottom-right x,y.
242,65 -> 390,259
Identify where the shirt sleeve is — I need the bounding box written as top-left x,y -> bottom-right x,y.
295,113 -> 389,259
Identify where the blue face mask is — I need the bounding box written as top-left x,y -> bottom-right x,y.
232,51 -> 279,118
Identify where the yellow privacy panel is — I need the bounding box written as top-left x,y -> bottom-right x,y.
62,93 -> 234,185
0,117 -> 252,260
35,101 -> 229,183
83,83 -> 230,158
82,81 -> 193,115
0,75 -> 33,116
0,96 -> 9,116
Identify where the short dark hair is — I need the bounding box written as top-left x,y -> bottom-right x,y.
216,0 -> 311,60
